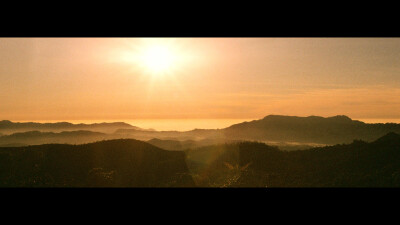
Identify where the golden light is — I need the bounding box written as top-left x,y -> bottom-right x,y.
140,45 -> 176,75
116,38 -> 200,80
114,38 -> 194,102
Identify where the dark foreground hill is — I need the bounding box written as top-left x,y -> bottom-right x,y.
185,132 -> 400,187
1,132 -> 400,187
0,139 -> 195,187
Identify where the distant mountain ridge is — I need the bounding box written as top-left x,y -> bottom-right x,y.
222,115 -> 400,144
226,115 -> 361,130
0,120 -> 146,135
2,115 -> 400,147
115,115 -> 400,145
0,130 -> 108,147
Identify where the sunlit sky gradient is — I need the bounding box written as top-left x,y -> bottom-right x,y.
1,38 -> 400,126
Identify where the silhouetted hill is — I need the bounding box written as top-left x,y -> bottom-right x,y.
114,115 -> 400,145
0,130 -> 108,147
0,139 -> 195,187
0,120 -> 142,135
2,132 -> 399,187
372,132 -> 400,144
222,115 -> 400,144
3,115 -> 400,147
186,132 -> 400,187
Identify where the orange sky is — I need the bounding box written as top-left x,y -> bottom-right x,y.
1,38 -> 400,122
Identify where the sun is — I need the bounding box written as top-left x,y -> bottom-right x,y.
118,39 -> 193,78
140,45 -> 176,75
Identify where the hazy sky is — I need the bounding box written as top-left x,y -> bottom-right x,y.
1,38 -> 400,122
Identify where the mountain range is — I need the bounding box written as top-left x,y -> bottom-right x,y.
222,115 -> 400,144
0,130 -> 108,147
0,120 -> 150,135
2,115 -> 400,147
115,115 -> 400,145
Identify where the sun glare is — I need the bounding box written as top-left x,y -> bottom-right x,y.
118,39 -> 195,78
141,46 -> 175,74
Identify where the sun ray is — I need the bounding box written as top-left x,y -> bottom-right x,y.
115,38 -> 202,118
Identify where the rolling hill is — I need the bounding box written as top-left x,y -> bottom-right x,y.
1,132 -> 400,187
0,139 -> 195,187
115,115 -> 400,145
0,130 -> 108,147
0,120 -> 145,135
185,132 -> 400,187
2,115 -> 400,148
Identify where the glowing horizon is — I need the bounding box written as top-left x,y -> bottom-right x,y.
6,117 -> 400,132
1,38 -> 400,124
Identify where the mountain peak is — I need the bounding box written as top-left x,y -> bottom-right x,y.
327,115 -> 353,122
261,115 -> 353,122
262,115 -> 292,119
